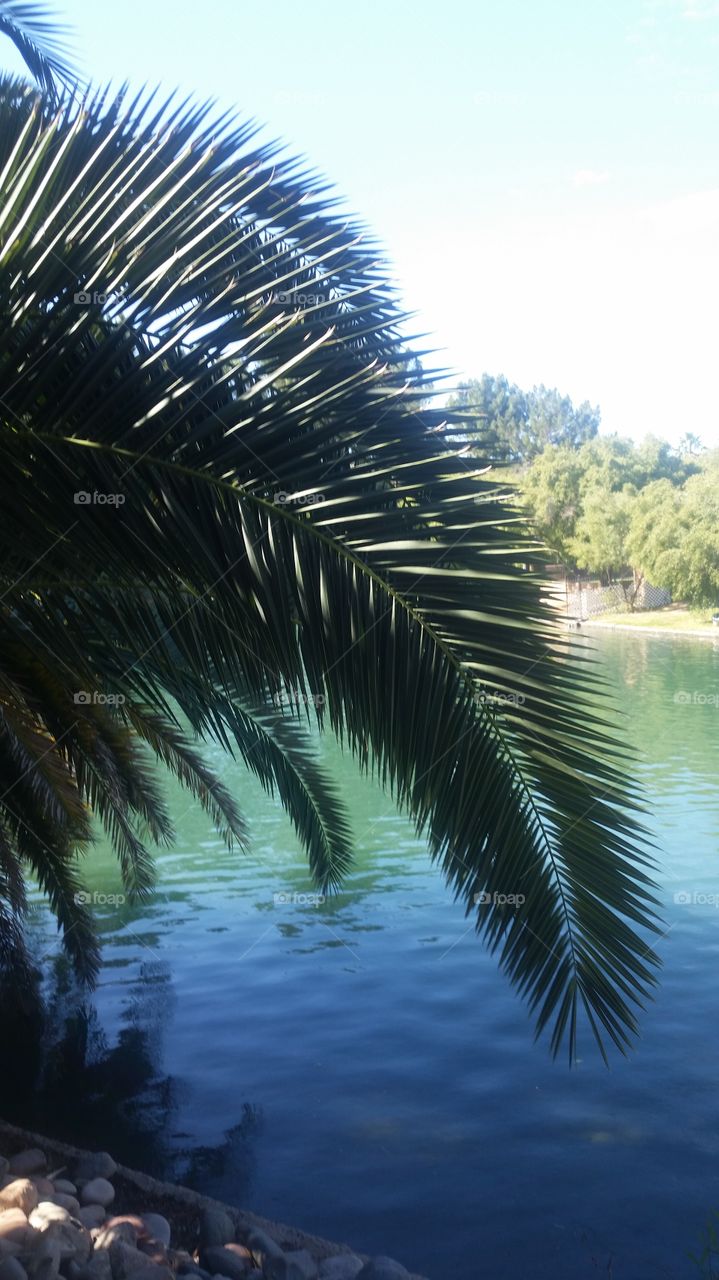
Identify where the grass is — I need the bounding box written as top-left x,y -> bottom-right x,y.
587,604 -> 717,632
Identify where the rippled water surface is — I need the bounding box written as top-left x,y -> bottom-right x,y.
2,632 -> 719,1279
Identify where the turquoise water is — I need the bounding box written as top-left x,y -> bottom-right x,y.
3,631 -> 719,1279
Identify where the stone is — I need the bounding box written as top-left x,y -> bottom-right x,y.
108,1242 -> 156,1280
24,1231 -> 61,1280
0,1259 -> 28,1280
283,1252 -> 318,1280
0,1210 -> 29,1250
45,1196 -> 80,1218
355,1263 -> 409,1280
318,1260 -> 364,1280
76,1208 -> 106,1232
79,1183 -> 113,1211
0,1164 -> 8,1182
28,1205 -> 71,1229
244,1231 -> 285,1278
72,1157 -> 116,1186
51,1183 -> 76,1199
101,1219 -> 143,1242
126,1271 -> 172,1280
94,1224 -> 138,1251
8,1153 -> 46,1180
0,1183 -> 38,1216
38,1222 -> 91,1265
199,1210 -> 235,1250
138,1218 -> 169,1250
197,1249 -> 248,1280
30,1184 -> 54,1200
81,1251 -> 113,1280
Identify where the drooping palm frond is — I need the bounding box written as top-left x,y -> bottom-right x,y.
0,79 -> 662,1058
0,2 -> 76,95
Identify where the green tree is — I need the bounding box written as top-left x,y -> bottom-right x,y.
448,374 -> 600,462
0,35 -> 660,1059
570,485 -> 636,587
628,468 -> 719,608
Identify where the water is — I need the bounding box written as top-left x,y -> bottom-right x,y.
2,632 -> 719,1280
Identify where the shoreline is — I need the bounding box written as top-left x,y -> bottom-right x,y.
578,619 -> 719,640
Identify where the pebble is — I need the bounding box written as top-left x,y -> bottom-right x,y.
73,1157 -> 117,1185
51,1185 -> 76,1200
197,1248 -> 247,1280
29,1188 -> 53,1202
76,1208 -> 106,1231
0,1260 -> 28,1280
27,1208 -> 71,1231
79,1183 -> 113,1211
0,1187 -> 37,1218
45,1200 -> 80,1219
199,1210 -> 235,1249
0,1210 -> 30,1249
284,1250 -> 318,1280
8,1157 -> 46,1181
0,1166 -> 7,1183
138,1218 -> 169,1250
318,1260 -> 364,1280
356,1262 -> 409,1280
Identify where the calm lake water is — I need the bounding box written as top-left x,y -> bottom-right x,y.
2,631 -> 719,1280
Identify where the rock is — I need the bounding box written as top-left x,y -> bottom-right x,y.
79,1183 -> 113,1211
197,1249 -> 248,1280
51,1183 -> 76,1199
76,1207 -> 106,1231
72,1157 -> 116,1186
0,1183 -> 38,1216
318,1260 -> 364,1280
25,1231 -> 61,1280
45,1195 -> 80,1218
8,1153 -> 46,1179
244,1231 -> 285,1280
39,1222 -> 92,1266
138,1218 -> 169,1250
28,1205 -> 71,1229
94,1224 -> 138,1251
108,1242 -> 156,1280
100,1219 -> 144,1242
125,1270 -> 172,1280
80,1251 -> 113,1280
30,1184 -> 54,1200
0,1210 -> 30,1250
0,1164 -> 8,1182
355,1263 -> 409,1280
199,1210 -> 235,1249
0,1258 -> 28,1280
283,1252 -> 318,1280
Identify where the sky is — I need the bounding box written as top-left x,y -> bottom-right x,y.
7,0 -> 719,445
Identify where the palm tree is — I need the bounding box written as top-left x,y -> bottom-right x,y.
0,33 -> 661,1060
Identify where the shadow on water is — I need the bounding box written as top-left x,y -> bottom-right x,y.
0,954 -> 262,1199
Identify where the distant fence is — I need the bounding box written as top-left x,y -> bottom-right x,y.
565,580 -> 671,619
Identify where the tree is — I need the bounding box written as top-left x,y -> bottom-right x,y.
570,485 -> 636,588
628,468 -> 719,608
447,374 -> 600,463
0,61 -> 660,1059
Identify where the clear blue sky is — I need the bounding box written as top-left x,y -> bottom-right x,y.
10,0 -> 719,444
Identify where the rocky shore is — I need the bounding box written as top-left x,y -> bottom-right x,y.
0,1124 -> 428,1280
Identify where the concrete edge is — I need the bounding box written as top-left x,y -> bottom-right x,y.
0,1118 -> 429,1280
581,620 -> 719,639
